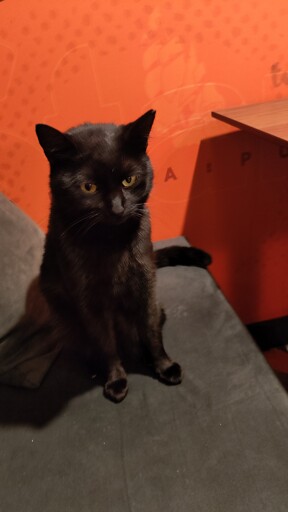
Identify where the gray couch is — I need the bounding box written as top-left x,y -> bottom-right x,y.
1,193 -> 288,512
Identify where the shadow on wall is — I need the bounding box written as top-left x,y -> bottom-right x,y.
183,130 -> 288,325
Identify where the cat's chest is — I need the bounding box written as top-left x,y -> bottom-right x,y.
68,244 -> 151,295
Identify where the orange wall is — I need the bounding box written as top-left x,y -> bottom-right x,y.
1,0 -> 288,324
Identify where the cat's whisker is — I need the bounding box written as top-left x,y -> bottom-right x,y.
61,211 -> 101,238
132,212 -> 143,219
130,205 -> 146,219
78,222 -> 96,237
75,213 -> 104,238
133,204 -> 145,210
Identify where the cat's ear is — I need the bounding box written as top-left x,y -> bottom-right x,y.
35,124 -> 77,162
123,110 -> 156,153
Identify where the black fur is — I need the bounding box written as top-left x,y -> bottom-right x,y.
35,111 -> 210,402
155,245 -> 212,269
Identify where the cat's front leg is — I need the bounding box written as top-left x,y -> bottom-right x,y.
95,353 -> 128,403
141,304 -> 182,386
103,363 -> 128,403
84,314 -> 128,403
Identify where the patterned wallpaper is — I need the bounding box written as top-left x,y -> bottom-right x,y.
1,0 -> 288,323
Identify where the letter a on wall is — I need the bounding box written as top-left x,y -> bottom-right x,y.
165,167 -> 177,182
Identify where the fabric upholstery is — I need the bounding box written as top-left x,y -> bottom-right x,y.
0,194 -> 62,387
1,195 -> 288,511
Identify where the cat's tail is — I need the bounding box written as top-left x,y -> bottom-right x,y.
0,276 -> 63,389
154,246 -> 212,269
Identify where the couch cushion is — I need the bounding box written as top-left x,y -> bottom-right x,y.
1,230 -> 288,511
0,194 -> 62,388
0,194 -> 44,337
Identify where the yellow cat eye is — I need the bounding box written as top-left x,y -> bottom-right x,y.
122,175 -> 137,188
81,183 -> 97,194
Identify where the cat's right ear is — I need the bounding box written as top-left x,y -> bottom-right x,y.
35,124 -> 77,162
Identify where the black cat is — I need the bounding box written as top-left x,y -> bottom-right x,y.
36,110 -> 211,402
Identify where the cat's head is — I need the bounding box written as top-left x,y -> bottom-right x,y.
35,110 -> 156,228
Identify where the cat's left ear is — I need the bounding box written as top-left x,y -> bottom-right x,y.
123,110 -> 156,153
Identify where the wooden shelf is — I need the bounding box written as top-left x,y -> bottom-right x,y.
212,98 -> 288,145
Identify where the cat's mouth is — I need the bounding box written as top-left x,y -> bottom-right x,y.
66,207 -> 144,236
105,207 -> 144,226
107,214 -> 127,225
107,211 -> 132,225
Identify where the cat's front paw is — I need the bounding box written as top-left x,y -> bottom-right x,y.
157,362 -> 182,385
104,377 -> 128,403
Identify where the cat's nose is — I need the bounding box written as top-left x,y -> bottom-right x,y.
111,194 -> 125,215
